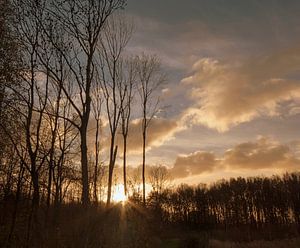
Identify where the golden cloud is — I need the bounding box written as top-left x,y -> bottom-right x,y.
171,151 -> 218,178
223,137 -> 299,170
170,137 -> 300,179
126,118 -> 178,152
181,47 -> 300,131
96,118 -> 183,155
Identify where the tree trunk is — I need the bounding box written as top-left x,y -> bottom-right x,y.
46,164 -> 52,208
0,83 -> 4,118
107,144 -> 118,206
80,125 -> 90,207
94,118 -> 100,203
142,127 -> 146,205
123,135 -> 127,196
31,170 -> 40,208
93,163 -> 98,204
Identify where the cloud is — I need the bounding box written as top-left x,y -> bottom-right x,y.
98,118 -> 185,155
170,137 -> 300,179
223,137 -> 299,170
125,118 -> 179,152
181,48 -> 300,131
171,151 -> 218,178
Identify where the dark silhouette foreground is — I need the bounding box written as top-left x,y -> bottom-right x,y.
1,173 -> 300,247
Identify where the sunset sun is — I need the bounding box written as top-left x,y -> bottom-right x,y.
112,184 -> 127,203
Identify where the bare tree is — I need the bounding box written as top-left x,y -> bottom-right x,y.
137,54 -> 165,204
12,0 -> 50,208
37,0 -> 126,206
98,14 -> 132,205
148,164 -> 170,195
91,82 -> 103,203
120,57 -> 137,196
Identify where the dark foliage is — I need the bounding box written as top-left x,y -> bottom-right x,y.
147,173 -> 300,241
1,173 -> 300,247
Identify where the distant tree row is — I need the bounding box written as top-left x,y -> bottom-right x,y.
148,173 -> 300,234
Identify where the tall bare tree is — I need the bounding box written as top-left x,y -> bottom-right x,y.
37,0 -> 126,206
12,0 -> 50,208
98,14 -> 132,205
120,57 -> 137,196
91,78 -> 103,203
137,54 -> 165,204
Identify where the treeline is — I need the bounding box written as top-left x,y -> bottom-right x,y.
2,170 -> 300,246
148,173 -> 300,233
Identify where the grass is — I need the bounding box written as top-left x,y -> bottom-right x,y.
210,238 -> 300,247
1,201 -> 300,247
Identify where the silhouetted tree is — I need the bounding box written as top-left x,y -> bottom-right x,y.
39,0 -> 126,206
136,54 -> 165,205
120,57 -> 137,196
98,14 -> 132,205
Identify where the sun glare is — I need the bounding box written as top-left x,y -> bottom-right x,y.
112,184 -> 127,203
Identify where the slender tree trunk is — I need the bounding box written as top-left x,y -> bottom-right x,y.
142,125 -> 146,205
46,165 -> 52,208
123,135 -> 127,196
93,162 -> 98,204
45,165 -> 52,228
26,170 -> 39,248
80,53 -> 93,206
94,119 -> 100,203
80,124 -> 90,207
107,144 -> 118,206
137,54 -> 163,206
53,162 -> 62,226
54,179 -> 59,207
47,87 -> 61,209
0,84 -> 4,119
31,170 -> 40,208
0,86 -> 4,170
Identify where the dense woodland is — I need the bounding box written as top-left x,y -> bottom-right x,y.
148,174 -> 300,230
1,0 -> 300,247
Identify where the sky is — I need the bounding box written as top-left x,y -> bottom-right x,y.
110,0 -> 300,185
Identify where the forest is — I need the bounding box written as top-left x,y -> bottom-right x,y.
1,0 -> 300,247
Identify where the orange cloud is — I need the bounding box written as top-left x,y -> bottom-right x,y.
125,118 -> 179,152
181,47 -> 300,131
170,137 -> 300,179
171,151 -> 218,178
97,118 -> 183,155
223,137 -> 299,170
